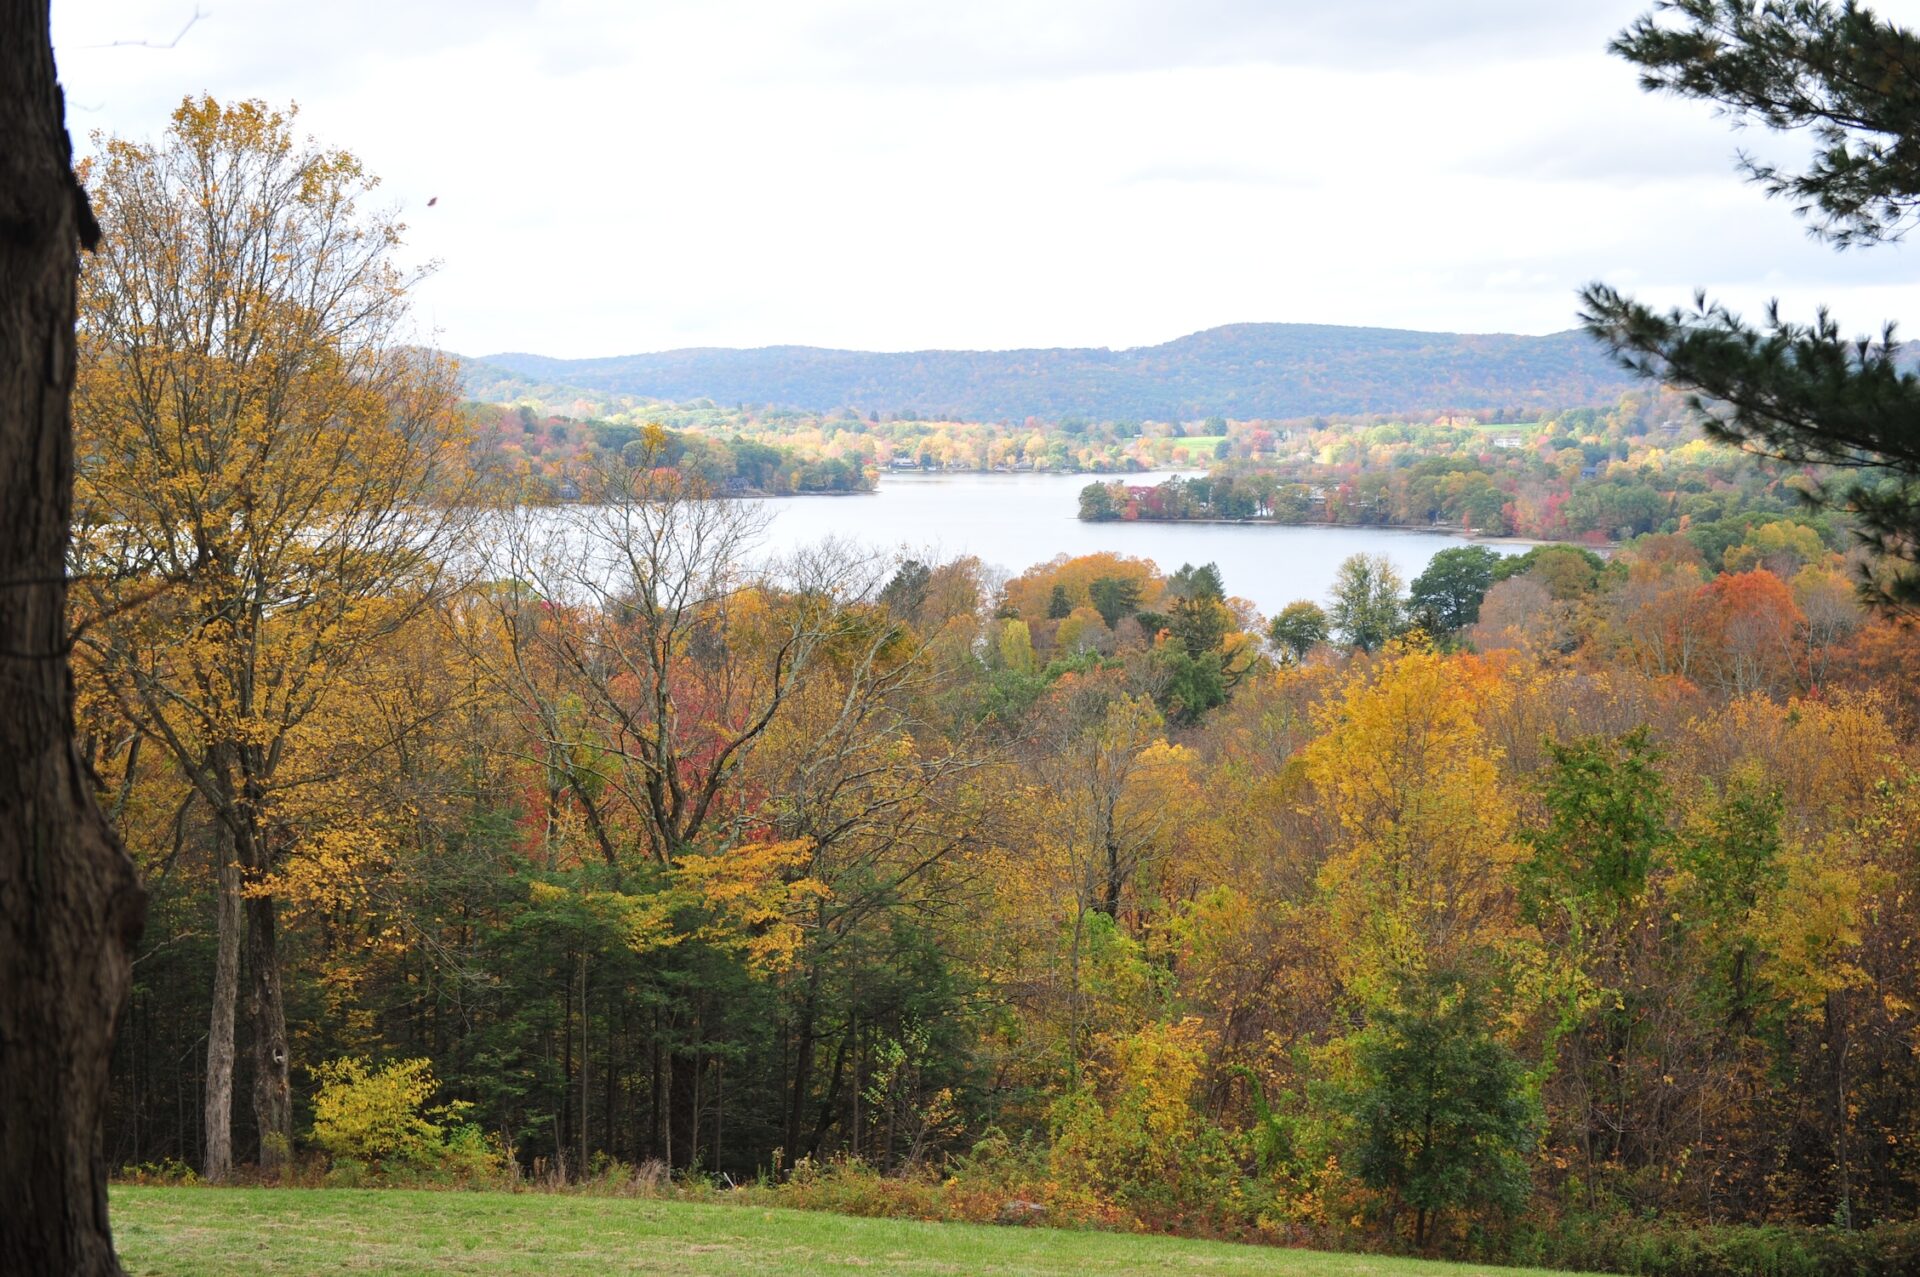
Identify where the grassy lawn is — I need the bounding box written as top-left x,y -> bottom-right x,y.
111,1185 -> 1586,1277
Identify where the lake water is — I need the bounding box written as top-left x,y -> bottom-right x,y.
753,471 -> 1510,618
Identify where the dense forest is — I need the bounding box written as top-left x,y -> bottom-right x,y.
95,476 -> 1920,1268
60,92 -> 1920,1277
463,323 -> 1643,423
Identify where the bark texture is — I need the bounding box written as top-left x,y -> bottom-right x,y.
0,3 -> 148,1273
245,893 -> 292,1175
203,852 -> 241,1181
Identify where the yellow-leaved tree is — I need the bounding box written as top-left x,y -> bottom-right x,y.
1300,647 -> 1525,1004
71,97 -> 474,1178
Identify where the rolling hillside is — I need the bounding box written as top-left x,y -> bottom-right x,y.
462,322 -> 1641,422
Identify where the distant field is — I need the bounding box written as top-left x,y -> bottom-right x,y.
111,1186 -> 1587,1276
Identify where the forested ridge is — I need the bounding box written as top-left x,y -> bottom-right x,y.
464,323 -> 1640,423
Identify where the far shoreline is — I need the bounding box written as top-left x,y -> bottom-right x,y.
1078,513 -> 1594,550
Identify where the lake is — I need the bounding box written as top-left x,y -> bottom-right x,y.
753,471 -> 1511,617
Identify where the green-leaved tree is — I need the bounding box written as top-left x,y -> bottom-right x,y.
1327,553 -> 1405,653
1269,599 -> 1331,663
1409,545 -> 1504,634
1344,970 -> 1535,1250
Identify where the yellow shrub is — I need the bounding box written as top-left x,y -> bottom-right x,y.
309,1056 -> 503,1180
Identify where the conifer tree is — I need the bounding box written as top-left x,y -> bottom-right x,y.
1584,1 -> 1920,608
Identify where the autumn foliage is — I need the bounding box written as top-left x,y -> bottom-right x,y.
70,96 -> 1920,1272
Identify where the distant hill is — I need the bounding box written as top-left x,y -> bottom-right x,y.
461,323 -> 1642,421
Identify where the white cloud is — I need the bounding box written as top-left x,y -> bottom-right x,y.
51,1 -> 1920,357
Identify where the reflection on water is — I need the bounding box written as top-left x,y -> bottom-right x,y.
751,471 -> 1510,617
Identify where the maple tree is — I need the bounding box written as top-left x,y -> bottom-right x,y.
70,97 -> 473,1178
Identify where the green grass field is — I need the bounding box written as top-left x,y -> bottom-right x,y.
111,1186 -> 1586,1276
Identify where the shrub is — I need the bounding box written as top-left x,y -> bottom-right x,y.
749,1148 -> 1124,1232
308,1056 -> 505,1183
116,1159 -> 198,1186
1049,1018 -> 1251,1232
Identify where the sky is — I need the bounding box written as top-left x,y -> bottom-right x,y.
50,1 -> 1920,358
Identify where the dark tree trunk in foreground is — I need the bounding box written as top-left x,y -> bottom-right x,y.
0,3 -> 148,1274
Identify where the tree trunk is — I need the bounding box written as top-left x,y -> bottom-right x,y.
202,848 -> 242,1180
244,892 -> 291,1176
560,959 -> 574,1176
807,1029 -> 852,1159
0,4 -> 147,1272
1828,992 -> 1853,1229
578,950 -> 589,1176
785,972 -> 820,1166
649,1006 -> 664,1161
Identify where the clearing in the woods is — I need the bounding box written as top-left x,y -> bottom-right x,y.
110,1185 -> 1589,1276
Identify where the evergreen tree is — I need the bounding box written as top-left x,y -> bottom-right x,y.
1584,0 -> 1920,608
1344,970 -> 1535,1250
882,559 -> 934,622
1088,576 -> 1142,629
1167,561 -> 1225,602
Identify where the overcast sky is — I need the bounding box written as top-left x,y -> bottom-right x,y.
51,1 -> 1920,358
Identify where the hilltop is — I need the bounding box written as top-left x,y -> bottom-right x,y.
461,322 -> 1639,421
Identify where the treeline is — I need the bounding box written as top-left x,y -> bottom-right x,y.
461,387 -> 1645,482
1276,533 -> 1905,703
471,397 -> 1256,477
1079,394 -> 1810,544
467,403 -> 873,498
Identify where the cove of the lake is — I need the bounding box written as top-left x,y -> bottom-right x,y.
751,471 -> 1514,618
